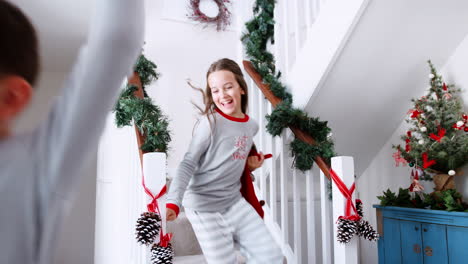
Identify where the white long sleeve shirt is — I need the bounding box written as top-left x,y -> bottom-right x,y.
167,109 -> 259,212
0,1 -> 144,263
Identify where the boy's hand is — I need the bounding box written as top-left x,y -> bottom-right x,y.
248,152 -> 265,171
167,208 -> 177,221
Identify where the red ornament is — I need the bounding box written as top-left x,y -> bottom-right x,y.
422,152 -> 436,169
453,115 -> 468,130
443,83 -> 447,91
409,109 -> 423,119
429,127 -> 446,142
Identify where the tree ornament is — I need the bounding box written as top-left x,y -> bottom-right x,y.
465,127 -> 468,132
151,243 -> 174,264
431,92 -> 438,100
392,150 -> 407,167
443,93 -> 452,100
448,170 -> 456,176
336,218 -> 358,244
188,0 -> 232,31
409,162 -> 414,167
422,152 -> 436,169
456,121 -> 464,127
420,126 -> 427,132
418,139 -> 424,145
429,73 -> 435,79
429,127 -> 446,142
135,212 -> 162,245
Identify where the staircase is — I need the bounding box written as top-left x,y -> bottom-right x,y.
96,1 -> 468,263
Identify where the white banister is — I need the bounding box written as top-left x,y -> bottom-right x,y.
306,170 -> 319,264
280,132 -> 289,242
142,153 -> 167,245
320,169 -> 333,264
331,156 -> 358,264
292,169 -> 302,263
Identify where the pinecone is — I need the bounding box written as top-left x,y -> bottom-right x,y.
356,199 -> 363,217
357,220 -> 379,241
336,218 -> 358,244
135,212 -> 161,245
151,243 -> 174,264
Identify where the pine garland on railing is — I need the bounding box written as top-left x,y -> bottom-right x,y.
241,0 -> 336,171
114,54 -> 171,154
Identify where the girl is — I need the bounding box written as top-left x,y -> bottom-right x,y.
166,58 -> 283,264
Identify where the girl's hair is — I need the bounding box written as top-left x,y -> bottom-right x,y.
190,58 -> 249,117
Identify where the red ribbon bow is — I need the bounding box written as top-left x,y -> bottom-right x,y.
159,233 -> 173,247
422,152 -> 436,169
141,166 -> 172,247
429,127 -> 446,142
329,169 -> 360,221
408,109 -> 422,119
146,185 -> 167,213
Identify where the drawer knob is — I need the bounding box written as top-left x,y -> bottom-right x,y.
425,246 -> 433,256
413,244 -> 421,254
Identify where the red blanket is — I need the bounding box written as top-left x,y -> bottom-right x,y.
240,148 -> 272,219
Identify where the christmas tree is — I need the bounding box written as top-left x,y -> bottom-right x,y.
393,61 -> 467,187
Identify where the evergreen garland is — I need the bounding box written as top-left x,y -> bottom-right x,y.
378,188 -> 468,212
242,0 -> 335,171
114,54 -> 171,153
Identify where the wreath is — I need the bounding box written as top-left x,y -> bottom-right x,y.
188,0 -> 231,31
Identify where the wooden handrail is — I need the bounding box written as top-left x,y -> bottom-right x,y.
128,72 -> 146,165
243,60 -> 331,180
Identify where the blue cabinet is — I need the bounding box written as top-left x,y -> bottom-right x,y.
374,206 -> 468,264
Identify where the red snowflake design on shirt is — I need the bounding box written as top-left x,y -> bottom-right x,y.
232,135 -> 249,160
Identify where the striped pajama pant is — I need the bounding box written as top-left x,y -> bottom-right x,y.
185,198 -> 284,264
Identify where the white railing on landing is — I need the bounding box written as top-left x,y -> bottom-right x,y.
273,0 -> 327,78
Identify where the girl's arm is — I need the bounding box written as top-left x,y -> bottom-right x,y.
166,117 -> 212,217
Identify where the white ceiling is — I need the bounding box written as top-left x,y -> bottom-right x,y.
304,0 -> 468,175
14,0 -> 94,72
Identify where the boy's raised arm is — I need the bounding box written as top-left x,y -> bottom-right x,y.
36,0 -> 145,201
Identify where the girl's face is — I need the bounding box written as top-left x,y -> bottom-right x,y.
208,70 -> 245,118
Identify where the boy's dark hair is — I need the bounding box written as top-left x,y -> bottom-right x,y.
0,0 -> 39,86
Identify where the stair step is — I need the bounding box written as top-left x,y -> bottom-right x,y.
173,254 -> 206,264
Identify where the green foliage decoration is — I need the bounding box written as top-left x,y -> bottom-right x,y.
241,0 -> 335,171
114,54 -> 171,154
378,188 -> 468,212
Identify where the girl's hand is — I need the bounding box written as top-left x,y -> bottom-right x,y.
247,152 -> 265,171
167,208 -> 177,221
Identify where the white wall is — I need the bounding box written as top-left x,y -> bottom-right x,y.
143,0 -> 241,176
358,34 -> 468,264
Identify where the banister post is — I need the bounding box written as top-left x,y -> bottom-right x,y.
332,156 -> 358,264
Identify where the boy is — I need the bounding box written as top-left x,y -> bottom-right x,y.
0,0 -> 144,263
